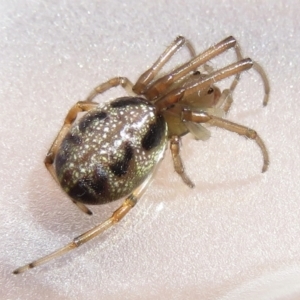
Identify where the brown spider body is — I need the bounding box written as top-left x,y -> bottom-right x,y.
13,36 -> 270,274
55,73 -> 221,206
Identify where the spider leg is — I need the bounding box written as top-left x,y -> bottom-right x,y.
156,58 -> 253,110
13,174 -> 151,274
219,61 -> 270,113
181,109 -> 269,173
133,36 -> 196,94
143,37 -> 269,110
170,136 -> 195,188
253,61 -> 270,106
86,77 -> 134,102
144,36 -> 241,100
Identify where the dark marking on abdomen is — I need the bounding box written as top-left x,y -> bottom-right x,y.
110,97 -> 149,108
68,165 -> 109,204
64,132 -> 82,145
92,165 -> 109,196
79,111 -> 108,132
141,114 -> 165,151
109,142 -> 134,177
55,133 -> 82,170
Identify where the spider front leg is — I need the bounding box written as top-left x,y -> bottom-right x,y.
170,136 -> 195,188
13,174 -> 152,274
158,57 -> 268,116
133,36 -> 196,94
181,109 -> 269,173
143,36 -> 243,100
156,58 -> 254,110
143,36 -> 269,110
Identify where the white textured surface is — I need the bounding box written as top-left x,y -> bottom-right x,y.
1,1 -> 300,299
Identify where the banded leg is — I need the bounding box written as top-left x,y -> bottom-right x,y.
13,174 -> 151,274
133,36 -> 196,94
44,101 -> 99,215
170,136 -> 195,188
181,109 -> 269,173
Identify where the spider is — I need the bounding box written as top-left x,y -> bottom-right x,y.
13,36 -> 270,274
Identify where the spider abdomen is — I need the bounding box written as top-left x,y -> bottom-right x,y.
54,97 -> 167,205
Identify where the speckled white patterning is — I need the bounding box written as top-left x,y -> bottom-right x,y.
1,1 -> 300,299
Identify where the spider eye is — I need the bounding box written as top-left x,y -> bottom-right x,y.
193,70 -> 201,76
207,87 -> 214,94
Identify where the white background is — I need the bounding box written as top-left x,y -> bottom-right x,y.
1,1 -> 300,299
